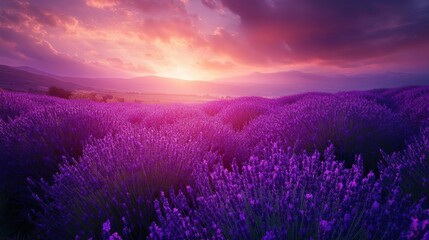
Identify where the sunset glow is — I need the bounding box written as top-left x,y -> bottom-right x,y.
0,0 -> 428,80
2,1 -> 429,238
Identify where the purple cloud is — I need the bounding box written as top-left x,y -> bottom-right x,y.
205,0 -> 429,66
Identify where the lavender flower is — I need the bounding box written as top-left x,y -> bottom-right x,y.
0,87 -> 427,239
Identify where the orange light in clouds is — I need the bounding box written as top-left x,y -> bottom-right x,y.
154,62 -> 222,81
168,66 -> 200,81
143,38 -> 211,81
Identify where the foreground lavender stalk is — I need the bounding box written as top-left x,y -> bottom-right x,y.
150,145 -> 429,239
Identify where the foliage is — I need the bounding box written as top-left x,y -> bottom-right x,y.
47,86 -> 72,99
151,146 -> 428,239
381,127 -> 429,205
33,128 -> 214,239
0,87 -> 428,239
242,95 -> 410,172
0,101 -> 121,237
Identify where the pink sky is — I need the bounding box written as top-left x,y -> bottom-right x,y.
0,0 -> 428,80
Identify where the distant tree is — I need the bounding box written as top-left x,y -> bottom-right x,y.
47,86 -> 72,99
102,94 -> 113,102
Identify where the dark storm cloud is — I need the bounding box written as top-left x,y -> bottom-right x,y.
205,0 -> 429,65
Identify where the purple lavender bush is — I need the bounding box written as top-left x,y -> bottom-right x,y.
242,95 -> 409,172
120,104 -> 155,125
0,87 -> 428,239
200,98 -> 236,117
339,91 -> 393,109
275,92 -> 331,106
140,105 -> 204,129
0,91 -> 59,122
150,145 -> 429,239
387,87 -> 429,128
159,117 -> 249,167
34,127 -> 215,239
0,103 -> 121,187
0,97 -> 121,236
381,127 -> 429,205
216,97 -> 276,131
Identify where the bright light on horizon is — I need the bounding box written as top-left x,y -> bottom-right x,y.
0,0 -> 427,80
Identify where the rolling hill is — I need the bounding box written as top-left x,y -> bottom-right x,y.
0,65 -> 89,92
1,65 -> 429,96
214,71 -> 429,95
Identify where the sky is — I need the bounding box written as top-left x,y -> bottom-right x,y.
0,0 -> 428,80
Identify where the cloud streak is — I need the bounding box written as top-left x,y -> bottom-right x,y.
209,0 -> 429,65
0,0 -> 428,79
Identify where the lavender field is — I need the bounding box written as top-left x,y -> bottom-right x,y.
1,87 -> 429,239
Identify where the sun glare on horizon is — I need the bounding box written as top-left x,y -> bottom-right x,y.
0,0 -> 428,79
2,1 -> 429,239
167,66 -> 201,81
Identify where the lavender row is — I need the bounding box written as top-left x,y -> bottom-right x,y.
0,86 -> 428,239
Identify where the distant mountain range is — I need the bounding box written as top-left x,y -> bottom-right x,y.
1,65 -> 248,96
0,65 -> 89,92
1,65 -> 428,96
214,71 -> 429,96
